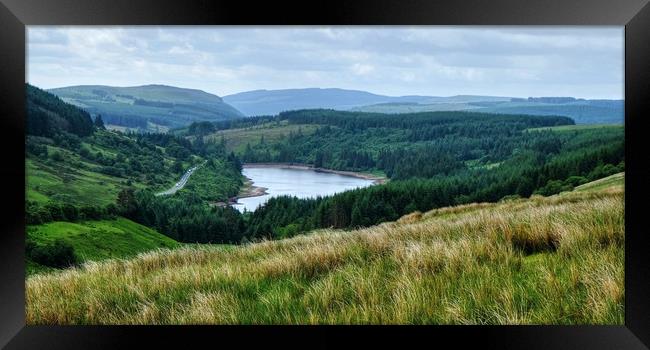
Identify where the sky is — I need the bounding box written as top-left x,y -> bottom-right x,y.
27,26 -> 624,99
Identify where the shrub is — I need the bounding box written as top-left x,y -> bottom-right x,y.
60,203 -> 79,221
565,176 -> 589,187
100,166 -> 123,177
79,205 -> 104,220
27,239 -> 77,268
79,146 -> 92,158
534,180 -> 573,196
44,202 -> 65,221
588,163 -> 620,181
26,142 -> 48,158
50,151 -> 64,162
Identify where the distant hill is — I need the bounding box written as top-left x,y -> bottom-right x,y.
49,84 -> 245,131
474,100 -> 624,124
222,88 -> 435,116
354,98 -> 624,125
223,88 -> 621,125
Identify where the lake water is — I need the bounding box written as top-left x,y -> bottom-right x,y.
233,167 -> 375,212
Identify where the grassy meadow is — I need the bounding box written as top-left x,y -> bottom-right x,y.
204,120 -> 320,153
26,175 -> 624,325
27,218 -> 180,276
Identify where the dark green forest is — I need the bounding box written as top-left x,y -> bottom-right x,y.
187,110 -> 576,179
245,127 -> 623,239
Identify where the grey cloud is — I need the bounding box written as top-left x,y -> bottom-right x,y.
27,26 -> 623,99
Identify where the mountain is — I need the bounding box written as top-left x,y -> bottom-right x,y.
48,84 -> 245,131
222,88 -> 435,116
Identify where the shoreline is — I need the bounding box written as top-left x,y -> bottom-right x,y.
237,176 -> 269,199
242,163 -> 388,185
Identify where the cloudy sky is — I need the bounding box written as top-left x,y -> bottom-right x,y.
27,26 -> 624,99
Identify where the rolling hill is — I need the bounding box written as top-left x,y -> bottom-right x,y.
223,88 -> 623,124
354,98 -> 624,124
49,84 -> 245,131
26,174 -> 624,324
222,88 -> 440,116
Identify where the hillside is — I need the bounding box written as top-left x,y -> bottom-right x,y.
222,88 -> 515,116
26,84 -> 193,208
26,128 -> 197,207
222,88 -> 399,116
222,88 -> 622,124
27,218 -> 180,276
354,99 -> 624,125
26,84 -> 249,249
202,120 -> 320,154
26,176 -> 623,325
49,84 -> 244,131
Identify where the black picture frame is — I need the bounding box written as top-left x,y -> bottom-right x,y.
1,0 -> 649,348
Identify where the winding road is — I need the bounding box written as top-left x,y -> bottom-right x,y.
156,161 -> 206,196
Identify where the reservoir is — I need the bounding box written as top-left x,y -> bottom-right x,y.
233,166 -> 376,212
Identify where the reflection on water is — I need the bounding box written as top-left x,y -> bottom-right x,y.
233,167 -> 375,213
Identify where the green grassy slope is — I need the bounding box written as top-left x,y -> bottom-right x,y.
27,176 -> 623,324
26,157 -> 138,207
26,129 -> 201,207
575,172 -> 624,192
27,218 -> 180,276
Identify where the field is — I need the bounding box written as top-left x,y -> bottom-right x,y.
204,121 -> 320,153
27,218 -> 180,276
26,175 -> 623,325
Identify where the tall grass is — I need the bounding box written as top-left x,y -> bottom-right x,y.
26,187 -> 624,325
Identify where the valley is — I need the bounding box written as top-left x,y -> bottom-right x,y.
25,83 -> 625,325
20,25 -> 629,328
